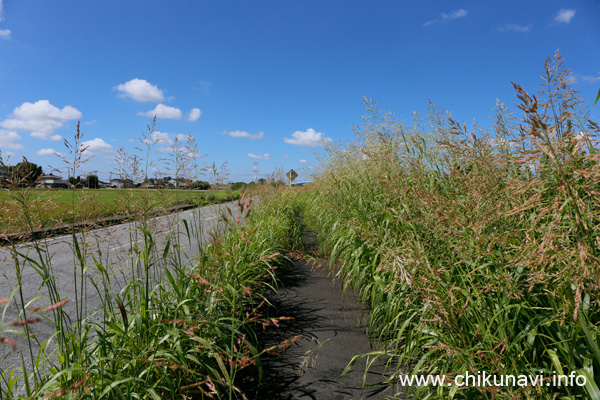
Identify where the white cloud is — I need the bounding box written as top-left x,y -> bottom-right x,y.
0,29 -> 10,40
223,130 -> 265,140
143,131 -> 190,152
0,100 -> 81,140
137,104 -> 182,119
498,24 -> 532,33
114,78 -> 165,102
424,9 -> 468,26
142,130 -> 172,146
0,150 -> 15,158
299,159 -> 308,164
0,130 -> 24,149
36,148 -> 64,157
284,128 -> 332,147
188,107 -> 202,121
195,80 -> 214,93
581,75 -> 600,83
443,9 -> 468,20
247,153 -> 270,160
554,9 -> 575,24
80,138 -> 113,156
33,133 -> 62,140
152,131 -> 172,144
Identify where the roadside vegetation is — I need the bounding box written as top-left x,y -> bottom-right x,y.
291,52 -> 600,398
0,121 -> 300,398
1,51 -> 598,399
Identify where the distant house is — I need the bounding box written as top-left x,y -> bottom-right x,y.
110,178 -> 134,188
165,178 -> 191,189
38,174 -> 67,189
140,182 -> 156,189
291,180 -> 311,187
98,180 -> 110,188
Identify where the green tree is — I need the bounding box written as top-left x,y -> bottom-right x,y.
87,175 -> 99,189
14,161 -> 43,186
230,182 -> 245,191
68,176 -> 82,187
192,180 -> 210,190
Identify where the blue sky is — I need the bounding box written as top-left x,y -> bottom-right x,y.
0,1 -> 599,183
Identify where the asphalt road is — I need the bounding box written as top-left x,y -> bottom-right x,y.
0,201 -> 236,394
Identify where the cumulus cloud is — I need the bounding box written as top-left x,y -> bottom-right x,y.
80,138 -> 113,156
36,148 -> 64,157
137,104 -> 182,119
143,131 -> 191,152
284,128 -> 332,147
223,130 -> 265,140
247,153 -> 270,160
188,108 -> 202,121
424,9 -> 468,26
114,78 -> 165,102
145,131 -> 187,146
0,130 -> 24,149
554,9 -> 575,24
150,131 -> 173,145
299,159 -> 308,164
0,100 -> 81,140
498,24 -> 532,33
0,29 -> 10,40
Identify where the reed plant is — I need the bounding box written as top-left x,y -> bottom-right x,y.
298,51 -> 600,399
0,121 -> 296,398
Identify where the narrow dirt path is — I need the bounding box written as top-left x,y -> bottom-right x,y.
246,229 -> 398,399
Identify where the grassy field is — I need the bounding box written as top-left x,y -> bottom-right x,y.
0,188 -> 241,234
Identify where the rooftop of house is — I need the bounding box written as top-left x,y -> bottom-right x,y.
40,174 -> 64,180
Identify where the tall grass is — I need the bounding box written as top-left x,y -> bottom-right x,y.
0,123 -> 297,398
297,51 -> 600,399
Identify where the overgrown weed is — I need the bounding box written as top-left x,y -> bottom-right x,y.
0,121 -> 295,399
298,51 -> 600,399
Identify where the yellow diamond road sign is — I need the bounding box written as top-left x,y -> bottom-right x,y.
286,169 -> 298,182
